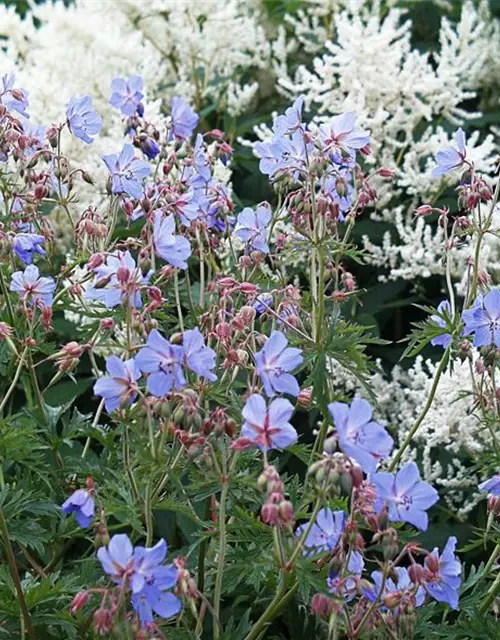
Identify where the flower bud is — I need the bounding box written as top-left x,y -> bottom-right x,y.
230,437 -> 256,451
70,590 -> 89,614
88,253 -> 104,270
239,282 -> 258,295
310,593 -> 334,618
261,502 -> 280,526
297,388 -> 312,409
408,563 -> 424,585
278,500 -> 295,524
93,607 -> 113,635
414,204 -> 433,217
379,167 -> 395,179
116,266 -> 130,284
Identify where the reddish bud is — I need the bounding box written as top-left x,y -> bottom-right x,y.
218,277 -> 237,288
415,204 -> 433,217
215,322 -> 231,339
87,253 -> 104,270
379,167 -> 395,179
297,388 -> 312,409
70,590 -> 89,614
261,502 -> 280,526
116,266 -> 130,284
311,593 -> 334,618
408,563 -> 424,585
278,500 -> 295,524
42,306 -> 53,331
0,322 -> 13,340
239,282 -> 258,295
230,437 -> 256,451
100,318 -> 114,331
93,607 -> 113,635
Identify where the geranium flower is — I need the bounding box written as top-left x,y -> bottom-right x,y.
241,394 -> 297,450
66,95 -> 102,144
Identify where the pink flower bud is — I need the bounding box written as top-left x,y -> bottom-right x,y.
116,266 -> 130,284
215,322 -> 231,339
311,593 -> 334,618
42,306 -> 53,331
297,388 -> 312,409
230,437 -> 256,451
99,318 -> 114,332
93,607 -> 113,635
87,253 -> 104,270
209,129 -> 225,140
70,590 -> 89,614
0,322 -> 13,340
278,500 -> 295,524
218,277 -> 237,288
415,204 -> 433,217
240,305 -> 256,324
379,168 -> 395,179
261,502 -> 280,526
239,282 -> 258,295
408,563 -> 424,585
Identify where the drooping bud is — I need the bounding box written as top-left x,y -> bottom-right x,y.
70,590 -> 90,615
310,593 -> 334,618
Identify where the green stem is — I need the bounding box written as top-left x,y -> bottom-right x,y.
0,505 -> 36,640
389,346 -> 450,472
244,580 -> 299,640
144,480 -> 154,546
287,498 -> 322,568
0,346 -> 28,414
213,476 -> 229,640
174,269 -> 185,332
197,496 -> 212,595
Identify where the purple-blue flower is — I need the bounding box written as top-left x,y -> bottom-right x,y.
135,329 -> 186,397
85,250 -> 152,309
372,462 -> 439,531
61,488 -> 95,528
430,300 -> 453,348
255,129 -> 311,179
171,190 -> 200,226
131,539 -> 181,624
235,205 -> 272,254
272,96 -> 305,138
140,137 -> 160,160
363,567 -> 425,610
1,74 -> 29,118
327,551 -> 364,601
478,474 -> 500,496
13,231 -> 45,265
98,535 -> 181,625
423,536 -> 461,609
109,75 -> 143,116
327,398 -> 393,474
153,211 -> 192,269
319,113 -> 370,165
66,95 -> 102,144
94,356 -> 141,413
170,96 -> 199,141
462,288 -> 500,348
97,533 -> 134,585
432,129 -> 467,177
254,330 -> 303,397
241,394 -> 297,450
10,264 -> 56,307
295,508 -> 346,555
103,143 -> 150,199
183,328 -> 217,382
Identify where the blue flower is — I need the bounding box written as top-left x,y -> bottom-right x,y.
103,143 -> 150,199
478,474 -> 500,496
97,535 -> 182,625
94,356 -> 141,413
1,74 -> 29,118
371,462 -> 439,531
10,264 -> 55,307
319,113 -> 370,165
423,536 -> 461,609
85,250 -> 152,309
109,75 -> 143,116
272,96 -> 305,138
13,232 -> 45,265
97,534 -> 135,585
170,96 -> 199,141
430,300 -> 454,348
66,95 -> 102,144
135,329 -> 186,397
432,129 -> 467,177
183,328 -> 217,381
327,398 -> 393,474
327,551 -> 364,601
241,394 -> 297,450
172,190 -> 200,226
130,539 -> 180,624
462,288 -> 500,348
254,330 -> 303,397
61,488 -> 95,528
153,212 -> 192,269
295,508 -> 345,555
140,137 -> 160,160
255,129 -> 311,179
363,567 -> 425,610
235,205 -> 272,254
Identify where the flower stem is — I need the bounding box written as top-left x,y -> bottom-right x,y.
0,505 -> 36,640
0,346 -> 28,414
389,345 -> 450,472
244,579 -> 299,640
213,457 -> 229,640
174,269 -> 185,332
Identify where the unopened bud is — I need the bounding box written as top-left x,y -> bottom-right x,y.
311,593 -> 334,618
297,388 -> 312,409
70,590 -> 89,614
408,563 -> 424,585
